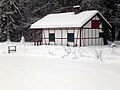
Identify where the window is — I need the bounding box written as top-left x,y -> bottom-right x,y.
49,33 -> 55,42
91,20 -> 99,28
99,32 -> 103,38
67,33 -> 74,42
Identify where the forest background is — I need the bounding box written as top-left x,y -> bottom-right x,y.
0,0 -> 120,42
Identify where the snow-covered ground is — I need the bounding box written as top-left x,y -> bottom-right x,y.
0,42 -> 120,90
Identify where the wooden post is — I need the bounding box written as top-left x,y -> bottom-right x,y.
61,29 -> 62,45
54,28 -> 55,45
80,28 -> 81,47
34,30 -> 36,45
67,28 -> 68,46
40,29 -> 42,45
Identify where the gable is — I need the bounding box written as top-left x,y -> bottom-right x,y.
83,15 -> 100,28
81,13 -> 111,30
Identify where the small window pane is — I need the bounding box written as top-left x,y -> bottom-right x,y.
49,33 -> 55,42
67,33 -> 74,42
99,32 -> 103,38
92,20 -> 99,28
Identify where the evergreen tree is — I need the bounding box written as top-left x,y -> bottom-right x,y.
0,0 -> 21,42
0,0 -> 119,42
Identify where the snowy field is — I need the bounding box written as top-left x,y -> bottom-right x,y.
0,41 -> 120,90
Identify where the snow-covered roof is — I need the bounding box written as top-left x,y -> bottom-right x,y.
73,5 -> 80,8
30,10 -> 111,29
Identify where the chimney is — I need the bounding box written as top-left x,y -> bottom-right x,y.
73,5 -> 80,14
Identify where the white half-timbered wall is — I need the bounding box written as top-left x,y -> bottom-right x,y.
41,15 -> 104,46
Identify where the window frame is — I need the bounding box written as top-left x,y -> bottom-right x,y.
67,33 -> 74,42
91,20 -> 100,29
99,32 -> 104,38
49,33 -> 55,42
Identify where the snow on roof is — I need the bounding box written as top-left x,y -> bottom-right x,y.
30,10 -> 111,29
73,5 -> 80,8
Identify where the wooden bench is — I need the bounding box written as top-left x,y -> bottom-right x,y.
8,46 -> 17,53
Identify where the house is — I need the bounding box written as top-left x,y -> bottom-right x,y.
30,10 -> 112,46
